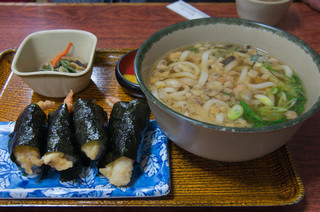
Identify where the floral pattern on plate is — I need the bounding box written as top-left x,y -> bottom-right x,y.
0,120 -> 170,198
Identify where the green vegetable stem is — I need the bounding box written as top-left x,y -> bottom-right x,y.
239,100 -> 264,126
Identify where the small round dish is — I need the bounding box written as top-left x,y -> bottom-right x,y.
115,49 -> 144,98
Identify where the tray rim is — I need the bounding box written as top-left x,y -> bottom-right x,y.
0,48 -> 305,207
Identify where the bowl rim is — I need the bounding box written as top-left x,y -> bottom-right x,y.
135,17 -> 320,133
11,29 -> 97,77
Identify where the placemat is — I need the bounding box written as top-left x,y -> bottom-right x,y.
0,49 -> 304,207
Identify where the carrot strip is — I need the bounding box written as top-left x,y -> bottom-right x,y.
51,42 -> 73,67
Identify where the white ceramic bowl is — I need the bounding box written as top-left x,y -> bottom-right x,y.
135,18 -> 320,162
11,29 -> 97,98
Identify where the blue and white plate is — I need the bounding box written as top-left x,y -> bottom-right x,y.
0,120 -> 170,199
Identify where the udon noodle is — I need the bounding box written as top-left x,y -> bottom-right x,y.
148,42 -> 306,127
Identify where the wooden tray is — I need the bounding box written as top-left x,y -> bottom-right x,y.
0,49 -> 304,207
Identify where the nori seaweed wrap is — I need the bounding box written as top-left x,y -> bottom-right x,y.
73,99 -> 108,161
8,103 -> 47,175
98,98 -> 150,187
42,103 -> 81,182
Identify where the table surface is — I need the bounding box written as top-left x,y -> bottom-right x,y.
0,2 -> 319,212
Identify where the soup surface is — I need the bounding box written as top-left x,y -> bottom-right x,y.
148,42 -> 306,127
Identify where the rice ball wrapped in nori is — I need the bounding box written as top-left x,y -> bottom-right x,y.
8,103 -> 47,175
42,103 -> 81,182
98,98 -> 150,187
73,99 -> 108,161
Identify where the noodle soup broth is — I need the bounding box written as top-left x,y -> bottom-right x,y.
148,42 -> 306,128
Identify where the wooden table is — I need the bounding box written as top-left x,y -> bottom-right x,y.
0,2 -> 319,212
